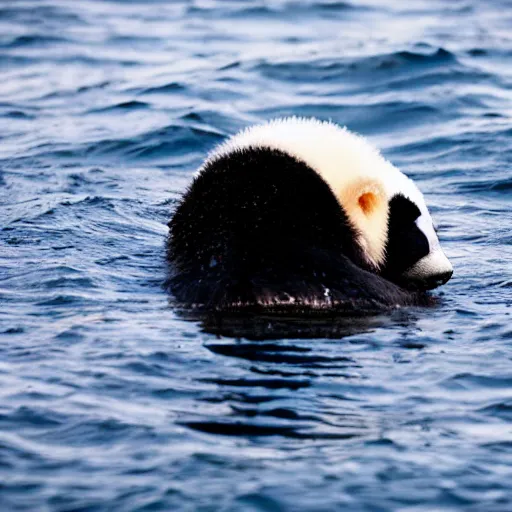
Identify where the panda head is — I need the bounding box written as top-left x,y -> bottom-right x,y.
378,170 -> 453,290
212,117 -> 453,291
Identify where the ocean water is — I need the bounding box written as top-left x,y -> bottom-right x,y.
1,0 -> 512,510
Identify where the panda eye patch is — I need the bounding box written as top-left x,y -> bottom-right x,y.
388,194 -> 421,225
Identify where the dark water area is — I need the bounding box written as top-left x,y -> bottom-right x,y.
1,0 -> 512,510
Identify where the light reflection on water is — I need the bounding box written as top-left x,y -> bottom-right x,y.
1,0 -> 511,510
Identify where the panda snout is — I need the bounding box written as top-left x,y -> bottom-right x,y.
423,268 -> 453,290
401,267 -> 453,291
400,248 -> 453,291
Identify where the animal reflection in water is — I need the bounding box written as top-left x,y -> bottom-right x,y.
176,308 -> 422,439
177,307 -> 423,341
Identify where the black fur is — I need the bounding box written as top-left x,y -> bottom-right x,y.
381,194 -> 430,286
167,147 -> 429,313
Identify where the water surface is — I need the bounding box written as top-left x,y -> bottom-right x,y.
1,1 -> 512,510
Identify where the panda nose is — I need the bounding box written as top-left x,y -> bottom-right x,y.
401,249 -> 453,290
426,269 -> 453,289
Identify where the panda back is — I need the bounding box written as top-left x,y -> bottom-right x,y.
167,146 -> 424,312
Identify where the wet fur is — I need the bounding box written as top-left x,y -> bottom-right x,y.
167,147 -> 430,313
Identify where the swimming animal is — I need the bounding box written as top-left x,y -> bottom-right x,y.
167,117 -> 452,313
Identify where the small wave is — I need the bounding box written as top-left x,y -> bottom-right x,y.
200,377 -> 310,390
4,34 -> 70,48
83,125 -> 224,161
90,100 -> 150,113
442,373 -> 512,390
183,419 -> 363,439
206,342 -> 355,366
458,177 -> 512,193
138,82 -> 187,95
254,47 -> 457,84
0,107 -> 36,120
478,401 -> 512,420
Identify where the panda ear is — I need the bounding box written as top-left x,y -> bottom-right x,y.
336,178 -> 389,269
358,190 -> 381,216
338,178 -> 387,220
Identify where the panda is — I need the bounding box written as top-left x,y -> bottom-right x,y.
167,117 -> 452,314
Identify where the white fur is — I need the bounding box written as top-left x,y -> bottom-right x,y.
205,117 -> 399,268
405,214 -> 453,282
204,117 -> 451,279
387,170 -> 452,280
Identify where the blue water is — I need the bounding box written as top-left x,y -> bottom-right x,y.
1,0 -> 512,510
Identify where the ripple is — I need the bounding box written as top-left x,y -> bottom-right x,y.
4,34 -> 70,48
201,377 -> 311,390
1,0 -> 512,510
90,100 -> 150,113
459,177 -> 512,193
139,82 -> 187,95
81,125 -> 223,161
